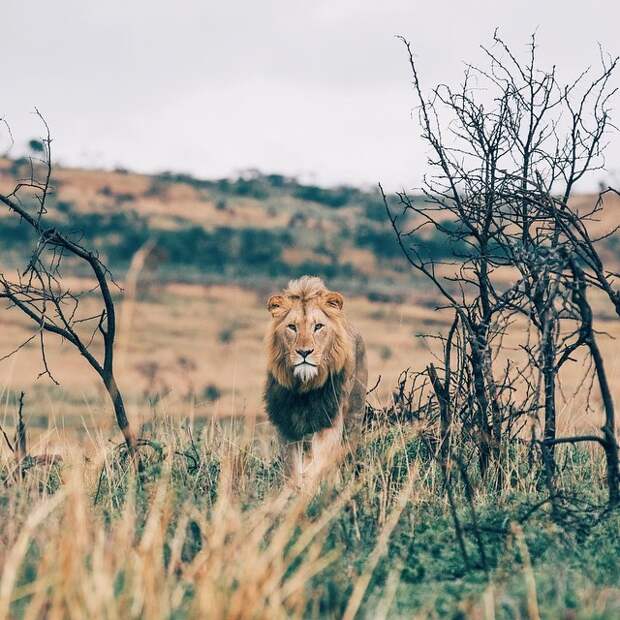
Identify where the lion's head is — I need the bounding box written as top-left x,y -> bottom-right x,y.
266,276 -> 352,392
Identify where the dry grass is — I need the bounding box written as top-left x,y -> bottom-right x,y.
0,416 -> 619,619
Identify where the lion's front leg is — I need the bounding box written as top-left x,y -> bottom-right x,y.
279,416 -> 344,487
306,413 -> 344,482
279,438 -> 306,487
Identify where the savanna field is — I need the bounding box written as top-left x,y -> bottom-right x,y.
1,159 -> 620,618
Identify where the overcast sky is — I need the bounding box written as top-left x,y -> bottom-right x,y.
2,0 -> 620,190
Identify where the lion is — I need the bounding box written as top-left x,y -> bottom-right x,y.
264,276 -> 368,483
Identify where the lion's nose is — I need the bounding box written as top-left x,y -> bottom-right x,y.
296,348 -> 314,359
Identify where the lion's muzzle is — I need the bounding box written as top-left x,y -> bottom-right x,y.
293,360 -> 319,382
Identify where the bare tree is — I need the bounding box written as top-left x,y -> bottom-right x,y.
0,113 -> 138,458
385,32 -> 619,504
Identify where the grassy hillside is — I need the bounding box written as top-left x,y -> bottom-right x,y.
0,158 -> 456,298
3,157 -> 618,297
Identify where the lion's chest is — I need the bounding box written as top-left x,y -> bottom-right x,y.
265,371 -> 345,442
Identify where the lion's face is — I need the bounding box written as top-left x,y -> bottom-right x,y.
266,278 -> 351,391
274,297 -> 338,382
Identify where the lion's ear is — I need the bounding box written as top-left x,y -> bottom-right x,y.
267,294 -> 287,317
324,291 -> 344,311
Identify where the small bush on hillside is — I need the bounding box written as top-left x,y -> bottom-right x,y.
355,225 -> 403,259
293,184 -> 354,208
230,178 -> 270,199
28,138 -> 44,153
55,200 -> 73,214
201,384 -> 222,402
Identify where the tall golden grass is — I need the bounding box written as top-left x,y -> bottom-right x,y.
0,419 -> 416,618
1,414 -> 619,619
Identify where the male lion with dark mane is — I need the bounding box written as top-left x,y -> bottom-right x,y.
264,276 -> 368,482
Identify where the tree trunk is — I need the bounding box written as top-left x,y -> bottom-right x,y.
470,338 -> 492,477
104,373 -> 139,458
541,333 -> 557,481
589,334 -> 619,506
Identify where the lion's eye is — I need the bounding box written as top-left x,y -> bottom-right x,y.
287,324 -> 297,332
314,323 -> 324,332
